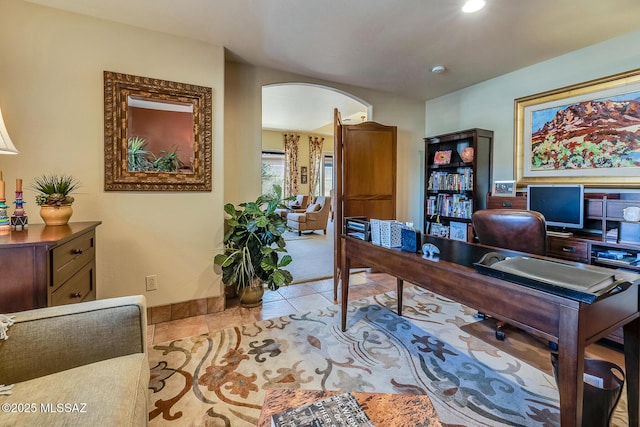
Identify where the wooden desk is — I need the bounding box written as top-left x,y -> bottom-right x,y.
340,235 -> 640,427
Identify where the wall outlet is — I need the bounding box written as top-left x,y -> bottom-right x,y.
145,275 -> 158,291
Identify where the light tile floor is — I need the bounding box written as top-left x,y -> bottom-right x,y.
147,271 -> 624,368
147,272 -> 397,347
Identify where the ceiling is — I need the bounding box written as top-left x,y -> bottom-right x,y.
262,84 -> 369,135
25,0 -> 640,131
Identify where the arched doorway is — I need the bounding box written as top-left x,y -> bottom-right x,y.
261,83 -> 370,284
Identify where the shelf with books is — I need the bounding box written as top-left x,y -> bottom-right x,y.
424,129 -> 493,239
425,193 -> 473,219
427,169 -> 473,192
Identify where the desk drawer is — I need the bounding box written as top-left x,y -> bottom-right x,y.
547,237 -> 589,262
486,195 -> 527,210
51,230 -> 95,290
50,261 -> 95,306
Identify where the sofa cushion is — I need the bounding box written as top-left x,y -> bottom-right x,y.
287,213 -> 306,223
1,353 -> 149,426
0,297 -> 146,385
306,203 -> 321,212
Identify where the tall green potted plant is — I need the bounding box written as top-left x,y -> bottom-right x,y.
214,195 -> 293,307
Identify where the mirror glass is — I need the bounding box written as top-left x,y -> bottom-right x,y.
104,71 -> 212,191
127,96 -> 195,174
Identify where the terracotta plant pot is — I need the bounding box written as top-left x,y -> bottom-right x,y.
40,205 -> 73,226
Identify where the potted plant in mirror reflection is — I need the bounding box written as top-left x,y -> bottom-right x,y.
31,173 -> 80,226
213,194 -> 293,307
153,148 -> 184,172
127,136 -> 186,173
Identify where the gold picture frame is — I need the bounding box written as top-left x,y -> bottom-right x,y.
104,71 -> 212,191
515,68 -> 640,188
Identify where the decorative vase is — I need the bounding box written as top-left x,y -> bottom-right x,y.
460,147 -> 474,163
39,205 -> 73,226
238,278 -> 265,308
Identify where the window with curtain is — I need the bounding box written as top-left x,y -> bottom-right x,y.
261,151 -> 285,197
314,153 -> 333,196
322,154 -> 333,196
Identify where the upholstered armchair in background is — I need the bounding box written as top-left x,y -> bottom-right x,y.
287,196 -> 331,236
276,194 -> 309,219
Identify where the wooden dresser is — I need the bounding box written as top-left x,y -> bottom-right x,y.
0,221 -> 101,313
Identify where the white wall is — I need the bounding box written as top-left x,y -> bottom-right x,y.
426,29 -> 640,187
0,0 -> 226,306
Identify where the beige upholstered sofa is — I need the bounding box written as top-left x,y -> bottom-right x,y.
0,296 -> 149,426
287,196 -> 332,235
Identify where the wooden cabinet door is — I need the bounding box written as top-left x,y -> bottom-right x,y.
342,122 -> 397,220
333,109 -> 397,299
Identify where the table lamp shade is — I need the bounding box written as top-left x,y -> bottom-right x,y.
0,107 -> 18,155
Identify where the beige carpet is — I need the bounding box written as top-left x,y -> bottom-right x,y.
284,221 -> 335,284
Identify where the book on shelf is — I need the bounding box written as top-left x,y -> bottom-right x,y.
433,150 -> 452,165
425,193 -> 472,219
487,256 -> 617,294
270,392 -> 374,427
427,169 -> 473,191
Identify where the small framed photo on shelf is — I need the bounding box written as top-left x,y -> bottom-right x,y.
449,221 -> 468,242
433,150 -> 452,165
493,180 -> 516,197
429,223 -> 449,238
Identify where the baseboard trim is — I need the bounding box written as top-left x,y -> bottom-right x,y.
147,295 -> 225,324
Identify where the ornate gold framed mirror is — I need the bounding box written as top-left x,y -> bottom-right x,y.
104,71 -> 212,191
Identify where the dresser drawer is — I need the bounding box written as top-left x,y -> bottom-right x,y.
486,195 -> 527,210
51,230 -> 96,290
50,260 -> 95,306
547,237 -> 589,262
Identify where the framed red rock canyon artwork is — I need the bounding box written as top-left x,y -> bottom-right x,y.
515,68 -> 640,188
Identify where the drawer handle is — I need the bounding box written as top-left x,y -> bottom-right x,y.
561,246 -> 576,253
501,202 -> 513,207
73,248 -> 84,255
70,292 -> 83,299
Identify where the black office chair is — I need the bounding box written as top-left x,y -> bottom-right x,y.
472,209 -> 548,341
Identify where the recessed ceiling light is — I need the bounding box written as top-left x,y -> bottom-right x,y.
462,0 -> 485,13
431,65 -> 446,74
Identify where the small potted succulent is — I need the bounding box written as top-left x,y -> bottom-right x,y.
31,173 -> 80,226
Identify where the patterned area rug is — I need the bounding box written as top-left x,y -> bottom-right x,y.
148,287 -> 628,426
